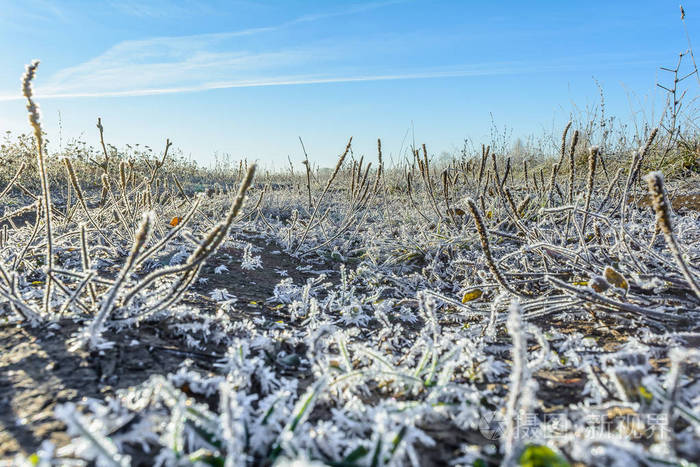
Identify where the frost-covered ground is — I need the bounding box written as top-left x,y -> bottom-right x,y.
1,132 -> 700,467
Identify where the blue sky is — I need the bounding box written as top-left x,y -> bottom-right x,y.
0,1 -> 697,168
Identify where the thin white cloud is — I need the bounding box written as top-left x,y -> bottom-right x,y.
42,42 -> 317,95
0,59 -> 659,102
107,0 -> 403,21
285,0 -> 407,25
106,0 -> 217,19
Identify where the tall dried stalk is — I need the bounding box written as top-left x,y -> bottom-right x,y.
599,166 -> 624,211
22,60 -> 53,315
581,146 -> 598,235
371,138 -> 384,195
547,123 -> 575,204
476,145 -> 489,197
147,138 -> 172,187
63,158 -> 117,247
299,137 -> 313,210
622,128 -> 658,222
94,117 -> 110,173
644,172 -> 700,300
466,198 -> 527,298
567,130 -> 579,204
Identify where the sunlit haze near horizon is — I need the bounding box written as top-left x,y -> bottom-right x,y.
0,0 -> 698,168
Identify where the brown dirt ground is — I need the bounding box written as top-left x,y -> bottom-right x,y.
636,192 -> 700,211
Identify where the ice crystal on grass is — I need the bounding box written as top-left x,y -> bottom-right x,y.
241,242 -> 263,270
210,288 -> 236,302
54,402 -> 131,467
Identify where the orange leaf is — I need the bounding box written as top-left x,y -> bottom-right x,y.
169,216 -> 182,227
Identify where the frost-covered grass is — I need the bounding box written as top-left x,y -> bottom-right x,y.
1,62 -> 700,466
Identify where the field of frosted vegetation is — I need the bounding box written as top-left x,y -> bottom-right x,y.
1,61 -> 700,466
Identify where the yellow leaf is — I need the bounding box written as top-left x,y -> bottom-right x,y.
486,210 -> 493,219
571,281 -> 588,286
31,280 -> 43,286
638,385 -> 653,402
604,266 -> 628,290
462,289 -> 483,303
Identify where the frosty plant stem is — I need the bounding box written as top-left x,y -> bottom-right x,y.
0,162 -> 26,203
293,138 -> 351,253
80,223 -> 98,305
466,197 -> 528,298
22,60 -> 54,315
63,157 -> 117,248
546,121 -> 571,204
55,402 -> 130,466
86,212 -> 153,349
621,128 -> 658,223
581,145 -> 598,236
644,171 -> 700,300
503,300 -> 531,464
